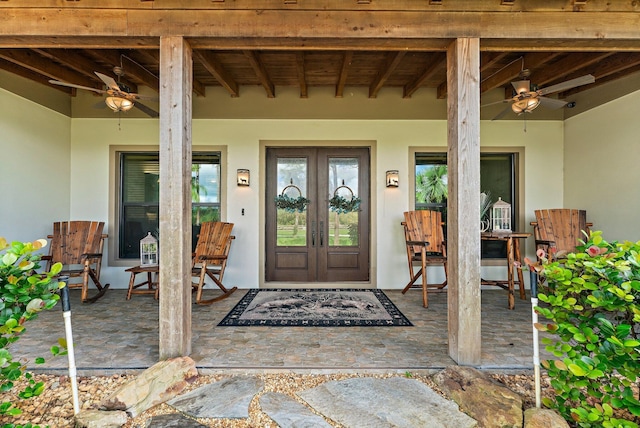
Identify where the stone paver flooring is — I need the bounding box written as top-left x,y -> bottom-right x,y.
11,288 -> 550,375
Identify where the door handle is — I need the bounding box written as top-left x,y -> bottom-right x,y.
320,221 -> 324,247
311,221 -> 316,246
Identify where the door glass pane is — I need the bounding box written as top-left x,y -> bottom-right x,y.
328,157 -> 359,247
276,158 -> 308,247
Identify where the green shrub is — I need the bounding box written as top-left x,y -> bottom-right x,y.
531,231 -> 640,427
0,237 -> 62,427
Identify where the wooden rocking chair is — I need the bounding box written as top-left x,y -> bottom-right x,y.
401,210 -> 448,308
530,209 -> 592,259
43,220 -> 110,303
191,221 -> 238,305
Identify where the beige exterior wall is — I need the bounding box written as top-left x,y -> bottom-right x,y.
564,90 -> 640,243
0,86 -> 71,245
0,84 -> 585,291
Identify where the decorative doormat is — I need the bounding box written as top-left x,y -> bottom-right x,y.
218,289 -> 413,327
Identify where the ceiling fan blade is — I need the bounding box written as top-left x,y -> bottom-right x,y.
94,72 -> 121,91
538,96 -> 568,110
125,92 -> 159,102
481,99 -> 511,108
491,104 -> 513,121
134,102 -> 159,118
49,79 -> 106,94
537,74 -> 595,96
511,80 -> 531,95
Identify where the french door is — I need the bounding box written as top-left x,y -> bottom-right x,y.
266,147 -> 370,282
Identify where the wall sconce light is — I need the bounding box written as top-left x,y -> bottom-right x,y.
237,169 -> 250,186
386,170 -> 399,188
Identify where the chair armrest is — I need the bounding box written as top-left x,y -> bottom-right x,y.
406,240 -> 430,247
81,253 -> 103,261
530,221 -> 538,227
198,254 -> 228,262
534,240 -> 555,246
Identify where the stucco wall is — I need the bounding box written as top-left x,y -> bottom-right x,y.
1,85 -> 569,291
0,87 -> 71,245
564,90 -> 640,243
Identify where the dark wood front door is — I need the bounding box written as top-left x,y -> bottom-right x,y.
266,147 -> 370,282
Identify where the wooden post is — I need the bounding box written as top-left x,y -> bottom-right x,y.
159,36 -> 193,359
446,38 -> 481,365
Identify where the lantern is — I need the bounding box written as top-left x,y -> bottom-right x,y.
491,197 -> 512,232
140,232 -> 158,266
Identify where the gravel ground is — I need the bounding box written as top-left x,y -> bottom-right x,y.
0,371 -> 555,428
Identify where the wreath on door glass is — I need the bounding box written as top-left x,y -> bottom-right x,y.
274,180 -> 311,213
329,183 -> 361,214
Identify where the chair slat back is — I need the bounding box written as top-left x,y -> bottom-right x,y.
403,210 -> 445,254
193,222 -> 234,266
533,209 -> 589,253
49,221 -> 106,265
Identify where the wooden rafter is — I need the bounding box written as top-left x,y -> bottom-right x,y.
193,49 -> 238,97
296,52 -> 307,98
244,50 -> 275,98
369,51 -> 405,98
403,53 -> 443,99
335,51 -> 353,98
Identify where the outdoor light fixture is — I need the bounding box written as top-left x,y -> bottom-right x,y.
511,97 -> 540,114
386,170 -> 399,188
140,232 -> 158,266
237,169 -> 250,186
105,96 -> 134,113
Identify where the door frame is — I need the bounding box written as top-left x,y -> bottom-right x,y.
259,140 -> 378,288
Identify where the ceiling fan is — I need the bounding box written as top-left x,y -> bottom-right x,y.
49,66 -> 159,118
483,69 -> 595,121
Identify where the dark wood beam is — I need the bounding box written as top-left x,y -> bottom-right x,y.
479,52 -> 561,94
403,53 -> 443,98
193,49 -> 239,97
531,52 -> 614,86
335,51 -> 353,98
369,51 -> 405,98
0,58 -> 72,94
0,48 -> 101,90
244,50 -> 275,98
296,52 -> 308,98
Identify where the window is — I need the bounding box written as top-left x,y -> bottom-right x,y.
415,151 -> 517,259
118,152 -> 221,259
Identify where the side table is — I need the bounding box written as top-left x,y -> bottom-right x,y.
125,265 -> 159,300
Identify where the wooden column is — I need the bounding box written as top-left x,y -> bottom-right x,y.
159,36 -> 193,359
446,38 -> 481,365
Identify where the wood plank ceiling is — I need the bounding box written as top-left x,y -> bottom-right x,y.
2,1 -> 640,117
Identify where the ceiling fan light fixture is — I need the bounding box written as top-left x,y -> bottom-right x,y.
105,96 -> 134,113
512,97 -> 540,114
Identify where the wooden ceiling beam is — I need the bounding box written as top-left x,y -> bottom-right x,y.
561,53 -> 640,96
0,58 -> 72,94
335,51 -> 353,98
336,51 -> 353,98
369,51 -> 405,98
480,51 -> 509,72
403,53 -> 443,98
296,52 -> 308,98
0,49 -> 101,90
193,49 -> 239,97
3,10 -> 640,41
479,52 -> 561,94
86,50 -> 151,92
244,50 -> 275,98
531,52 -> 614,86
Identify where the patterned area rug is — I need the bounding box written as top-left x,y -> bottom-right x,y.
218,289 -> 413,327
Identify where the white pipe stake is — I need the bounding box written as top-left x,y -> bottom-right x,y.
63,311 -> 80,415
531,296 -> 541,408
